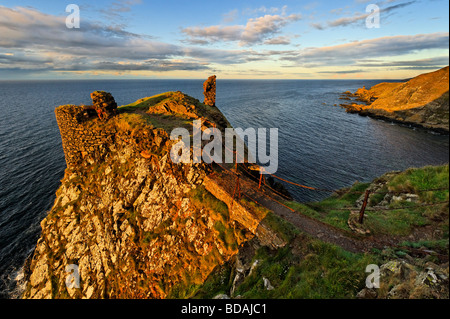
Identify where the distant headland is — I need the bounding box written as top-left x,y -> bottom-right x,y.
340,66 -> 449,134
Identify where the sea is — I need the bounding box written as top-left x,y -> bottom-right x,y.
0,79 -> 448,298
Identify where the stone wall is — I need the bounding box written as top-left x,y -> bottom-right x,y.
55,104 -> 116,167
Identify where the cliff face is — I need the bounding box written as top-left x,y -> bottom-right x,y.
23,91 -> 284,299
342,66 -> 449,133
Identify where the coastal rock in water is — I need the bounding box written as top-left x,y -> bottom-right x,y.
90,91 -> 117,120
203,75 -> 216,107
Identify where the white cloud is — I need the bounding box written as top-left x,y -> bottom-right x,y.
264,36 -> 291,45
182,13 -> 301,46
0,5 -> 258,75
311,1 -> 417,29
282,32 -> 449,67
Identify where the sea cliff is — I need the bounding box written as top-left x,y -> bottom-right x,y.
341,66 -> 449,133
23,89 -> 286,299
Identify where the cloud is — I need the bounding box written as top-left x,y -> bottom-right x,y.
100,0 -> 142,21
182,25 -> 243,43
56,60 -> 210,72
312,1 -> 417,29
309,22 -> 325,30
240,14 -> 301,45
264,36 -> 291,45
355,56 -> 450,68
282,32 -> 449,67
327,12 -> 369,27
182,13 -> 301,46
223,9 -> 239,23
0,5 -> 256,75
242,5 -> 286,16
318,69 -> 364,74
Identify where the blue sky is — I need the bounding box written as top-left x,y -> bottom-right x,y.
0,0 -> 448,79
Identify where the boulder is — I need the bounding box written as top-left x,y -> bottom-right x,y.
356,287 -> 377,299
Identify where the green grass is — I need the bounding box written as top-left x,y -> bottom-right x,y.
118,92 -> 172,112
399,239 -> 449,252
227,236 -> 378,299
189,203 -> 380,299
190,263 -> 235,299
365,207 -> 430,236
118,91 -> 231,132
145,113 -> 193,132
388,165 -> 449,202
242,243 -> 376,298
284,165 -> 449,237
261,212 -> 299,243
286,197 -> 353,232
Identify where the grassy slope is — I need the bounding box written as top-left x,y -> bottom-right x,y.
118,91 -> 230,132
192,165 -> 448,299
192,211 -> 378,299
286,165 -> 449,238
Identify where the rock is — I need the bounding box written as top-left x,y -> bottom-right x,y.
263,277 -> 274,290
381,260 -> 403,277
248,260 -> 259,277
90,91 -> 117,120
416,269 -> 440,286
356,287 -> 377,299
347,210 -> 371,235
203,75 -> 216,107
25,91 -> 285,299
342,67 -> 449,133
213,294 -> 230,299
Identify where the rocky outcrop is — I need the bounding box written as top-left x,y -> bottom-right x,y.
91,91 -> 117,120
341,67 -> 449,133
203,75 -> 216,107
23,91 -> 284,299
357,257 -> 449,299
147,91 -> 200,119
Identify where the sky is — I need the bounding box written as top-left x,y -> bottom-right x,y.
0,0 -> 448,80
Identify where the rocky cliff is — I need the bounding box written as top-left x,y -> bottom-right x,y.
341,66 -> 449,133
23,90 -> 285,299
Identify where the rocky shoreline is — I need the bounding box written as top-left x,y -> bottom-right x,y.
339,67 -> 449,134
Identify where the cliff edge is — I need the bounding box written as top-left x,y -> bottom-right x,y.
341,66 -> 449,133
23,89 -> 285,299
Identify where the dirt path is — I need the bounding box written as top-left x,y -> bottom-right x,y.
208,166 -> 448,262
241,179 -> 376,253
211,168 -> 389,253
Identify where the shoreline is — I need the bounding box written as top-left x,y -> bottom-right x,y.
339,67 -> 449,135
341,102 -> 450,135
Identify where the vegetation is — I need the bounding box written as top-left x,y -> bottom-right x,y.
189,165 -> 448,299
233,240 -> 377,299
285,165 -> 449,237
165,186 -> 253,298
191,219 -> 378,299
118,91 -> 230,132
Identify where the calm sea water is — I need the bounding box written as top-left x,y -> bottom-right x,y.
0,79 -> 448,298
